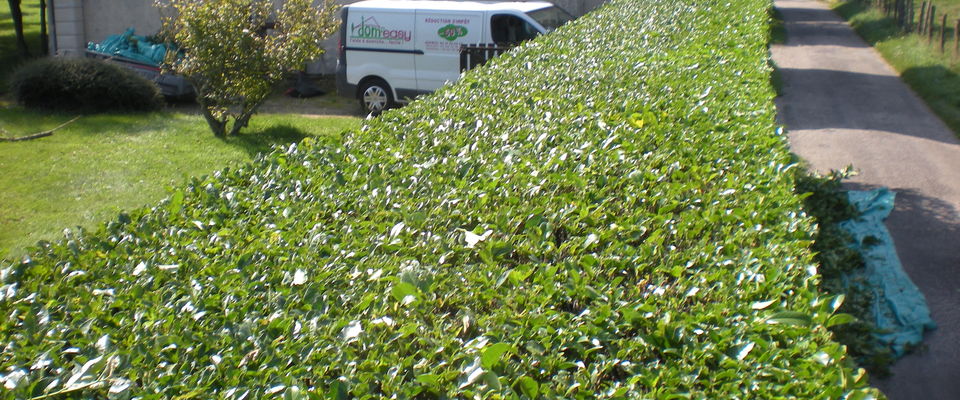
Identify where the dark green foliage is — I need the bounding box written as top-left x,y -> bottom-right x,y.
769,6 -> 787,45
770,60 -> 784,97
795,171 -> 894,374
0,0 -> 882,398
10,57 -> 163,113
768,7 -> 786,96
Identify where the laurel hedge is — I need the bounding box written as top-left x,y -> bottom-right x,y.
0,0 -> 882,398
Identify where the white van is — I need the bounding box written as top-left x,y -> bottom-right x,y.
336,0 -> 573,114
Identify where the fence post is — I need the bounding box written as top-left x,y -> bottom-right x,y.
929,5 -> 937,41
941,14 -> 948,52
907,0 -> 917,32
902,0 -> 908,27
919,1 -> 927,34
909,0 -> 915,28
955,18 -> 960,56
896,0 -> 902,27
904,0 -> 909,28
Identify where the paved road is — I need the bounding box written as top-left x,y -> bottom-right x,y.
771,0 -> 960,398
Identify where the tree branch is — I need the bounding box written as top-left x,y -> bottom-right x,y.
0,116 -> 80,142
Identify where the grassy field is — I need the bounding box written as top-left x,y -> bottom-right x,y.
1,1 -> 362,257
0,0 -> 43,93
833,0 -> 960,136
0,109 -> 359,258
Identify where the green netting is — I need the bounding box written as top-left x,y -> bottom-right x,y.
86,28 -> 170,66
840,189 -> 937,357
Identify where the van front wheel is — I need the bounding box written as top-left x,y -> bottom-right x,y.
359,79 -> 395,116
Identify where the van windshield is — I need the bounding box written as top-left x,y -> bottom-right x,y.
526,6 -> 574,32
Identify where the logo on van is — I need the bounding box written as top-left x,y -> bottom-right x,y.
437,24 -> 468,41
351,16 -> 412,42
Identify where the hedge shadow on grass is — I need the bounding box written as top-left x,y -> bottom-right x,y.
228,124 -> 310,157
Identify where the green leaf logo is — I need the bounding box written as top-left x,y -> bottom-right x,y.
438,24 -> 468,41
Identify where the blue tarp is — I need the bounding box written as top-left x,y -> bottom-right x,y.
840,189 -> 937,358
87,28 -> 170,66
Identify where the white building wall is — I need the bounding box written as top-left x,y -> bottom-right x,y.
83,0 -> 163,45
51,0 -> 86,56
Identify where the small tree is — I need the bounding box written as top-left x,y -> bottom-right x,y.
159,0 -> 339,137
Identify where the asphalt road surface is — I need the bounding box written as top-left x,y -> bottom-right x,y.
771,0 -> 960,398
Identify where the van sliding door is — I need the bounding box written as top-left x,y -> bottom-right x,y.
414,10 -> 484,92
344,10 -> 417,95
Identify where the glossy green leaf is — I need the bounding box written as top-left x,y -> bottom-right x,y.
827,313 -> 857,328
515,376 -> 539,399
481,343 -> 513,370
767,311 -> 814,327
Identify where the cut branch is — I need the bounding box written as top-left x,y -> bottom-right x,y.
0,116 -> 80,142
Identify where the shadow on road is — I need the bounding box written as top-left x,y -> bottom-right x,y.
776,6 -> 876,47
842,182 -> 960,243
777,6 -> 842,22
775,67 -> 960,145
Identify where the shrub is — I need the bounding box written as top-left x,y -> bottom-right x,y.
0,0 -> 882,398
158,0 -> 339,137
9,57 -> 163,113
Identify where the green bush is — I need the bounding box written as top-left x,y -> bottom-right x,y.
0,0 -> 882,398
9,57 -> 163,113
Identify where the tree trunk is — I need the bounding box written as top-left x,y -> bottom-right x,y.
39,0 -> 48,55
7,0 -> 31,58
227,99 -> 267,137
199,103 -> 228,137
228,114 -> 251,137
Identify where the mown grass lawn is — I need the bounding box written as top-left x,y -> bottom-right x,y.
833,0 -> 960,137
0,108 -> 359,258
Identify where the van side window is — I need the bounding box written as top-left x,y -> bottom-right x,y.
490,14 -> 539,45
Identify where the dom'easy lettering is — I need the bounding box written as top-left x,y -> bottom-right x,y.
350,16 -> 412,42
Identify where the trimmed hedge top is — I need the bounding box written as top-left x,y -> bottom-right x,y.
1,0 -> 881,399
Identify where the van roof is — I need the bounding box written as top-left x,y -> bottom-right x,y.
346,0 -> 555,13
